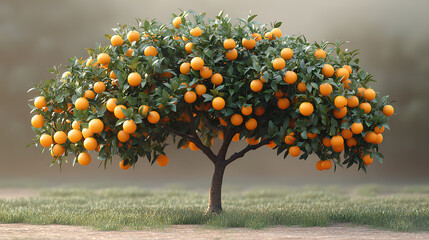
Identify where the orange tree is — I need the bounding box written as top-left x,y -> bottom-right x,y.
29,10 -> 395,213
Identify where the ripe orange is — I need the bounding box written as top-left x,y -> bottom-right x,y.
375,133 -> 383,144
173,16 -> 182,28
212,97 -> 225,110
125,48 -> 134,57
62,71 -> 71,79
184,91 -> 197,103
283,71 -> 297,84
241,106 -> 252,116
331,135 -> 344,147
274,90 -> 285,98
297,82 -> 307,92
82,128 -> 93,138
374,126 -> 385,134
123,120 -> 137,134
89,119 -> 104,133
111,35 -> 123,46
359,102 -> 371,113
232,133 -> 240,142
284,132 -> 296,145
267,141 -> 276,148
75,97 -> 89,111
114,105 -> 127,119
119,160 -> 130,170
357,87 -> 365,97
106,98 -> 117,112
185,42 -> 193,53
231,114 -> 243,126
189,142 -> 199,151
322,137 -> 332,147
117,130 -> 130,142
364,132 -> 377,143
347,96 -> 359,108
271,28 -> 282,39
83,137 -> 97,151
190,27 -> 202,37
127,30 -> 140,42
180,62 -> 191,75
341,129 -> 353,139
246,137 -> 259,145
34,96 -> 47,109
191,57 -> 204,70
97,53 -> 110,65
68,129 -> 82,143
254,106 -> 265,116
307,132 -> 317,139
351,123 -> 363,134
321,64 -> 334,77
225,49 -> 238,60
128,72 -> 142,86
299,102 -> 314,116
335,68 -> 349,81
144,46 -> 157,57
383,105 -> 394,116
264,32 -> 274,40
333,107 -> 347,119
52,144 -> 65,157
147,111 -> 160,124
362,154 -> 373,165
281,48 -> 293,60
314,49 -> 326,59
72,121 -> 80,130
31,115 -> 44,128
251,33 -> 262,41
242,38 -> 256,50
200,66 -> 213,79
84,90 -> 95,99
78,152 -> 91,165
343,65 -> 352,74
289,146 -> 301,157
39,134 -> 53,147
277,98 -> 290,109
54,131 -> 67,144
334,96 -> 347,109
343,79 -> 351,90
319,83 -> 332,96
272,58 -> 285,70
139,105 -> 150,117
363,88 -> 376,101
250,79 -> 263,92
322,160 -> 332,170
245,118 -> 257,130
93,81 -> 106,93
223,39 -> 236,49
316,161 -> 323,171
211,73 -> 223,86
195,84 -> 207,96
157,155 -> 169,167
346,137 -> 357,147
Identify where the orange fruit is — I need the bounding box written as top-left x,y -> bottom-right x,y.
31,115 -> 44,128
139,105 -> 150,117
347,96 -> 359,108
114,105 -> 127,119
321,64 -> 334,77
147,111 -> 160,124
117,130 -> 130,142
335,68 -> 349,81
241,106 -> 252,116
375,134 -> 383,144
364,132 -> 377,143
272,58 -> 285,70
180,62 -> 191,75
190,27 -> 202,37
62,71 -> 71,79
84,90 -> 95,99
334,96 -> 347,109
211,73 -> 223,85
52,144 -> 65,157
356,87 -> 365,97
277,98 -> 290,109
97,53 -> 110,65
127,30 -> 140,42
307,132 -> 317,139
225,49 -> 238,60
341,129 -> 353,139
184,91 -> 197,103
89,119 -> 104,133
264,32 -> 274,40
123,120 -> 137,134
299,102 -> 314,116
83,137 -> 97,151
157,155 -> 169,167
53,131 -> 67,144
271,28 -> 282,39
250,79 -> 263,92
283,71 -> 297,84
128,72 -> 142,86
78,152 -> 91,165
191,57 -> 204,70
319,83 -> 332,96
363,88 -> 376,101
254,106 -> 265,116
125,48 -> 134,57
274,90 -> 285,98
383,105 -> 394,116
195,84 -> 207,96
34,96 -> 47,109
246,137 -> 260,145
75,97 -> 89,111
119,160 -> 130,170
82,128 -> 93,139
185,42 -> 193,53
144,46 -> 157,57
289,146 -> 301,157
267,141 -> 276,148
343,65 -> 352,74
181,140 -> 190,149
231,114 -> 243,126
242,38 -> 256,50
245,118 -> 257,130
331,135 -> 344,147
333,143 -> 344,152
212,97 -> 225,110
39,134 -> 53,147
359,102 -> 371,113
111,35 -> 123,46
72,121 -> 80,130
351,123 -> 363,134
189,142 -> 199,151
251,33 -> 262,41
374,126 -> 385,134
346,137 -> 357,147
333,107 -> 347,119
297,82 -> 307,92
284,132 -> 296,145
322,137 -> 332,147
106,98 -> 117,112
316,161 -> 323,171
68,129 -> 82,143
232,133 -> 240,142
281,48 -> 293,60
343,79 -> 351,90
93,81 -> 106,93
322,160 -> 332,170
223,39 -> 236,49
200,66 -> 213,79
173,16 -> 182,28
314,49 -> 326,59
362,154 -> 373,165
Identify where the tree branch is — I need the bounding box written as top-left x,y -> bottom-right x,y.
200,116 -> 222,131
225,138 -> 272,166
188,113 -> 217,163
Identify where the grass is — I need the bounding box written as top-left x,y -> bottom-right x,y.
0,185 -> 428,232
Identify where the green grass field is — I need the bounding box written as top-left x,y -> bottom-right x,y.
0,185 -> 428,232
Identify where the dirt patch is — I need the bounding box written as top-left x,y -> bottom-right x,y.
0,223 -> 428,240
0,189 -> 38,199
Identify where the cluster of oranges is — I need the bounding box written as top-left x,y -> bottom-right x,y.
30,10 -> 394,172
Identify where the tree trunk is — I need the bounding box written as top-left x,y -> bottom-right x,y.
206,163 -> 226,214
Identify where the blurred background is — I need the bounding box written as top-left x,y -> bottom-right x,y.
1,0 -> 428,189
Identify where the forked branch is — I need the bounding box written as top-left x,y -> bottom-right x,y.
224,138 -> 272,165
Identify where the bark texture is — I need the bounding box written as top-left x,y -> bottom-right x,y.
206,163 -> 226,213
